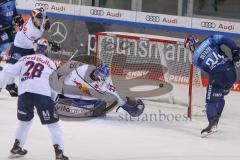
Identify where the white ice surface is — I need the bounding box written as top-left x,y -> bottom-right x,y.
0,89 -> 240,160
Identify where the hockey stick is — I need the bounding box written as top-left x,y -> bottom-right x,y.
102,100 -> 118,113
68,43 -> 85,62
68,47 -> 81,61
0,25 -> 12,32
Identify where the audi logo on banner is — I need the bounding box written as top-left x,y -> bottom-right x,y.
90,9 -> 104,16
201,21 -> 216,28
145,15 -> 160,22
35,2 -> 49,10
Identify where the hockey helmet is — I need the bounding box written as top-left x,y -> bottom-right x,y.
33,38 -> 49,54
184,35 -> 200,52
32,8 -> 45,27
95,65 -> 109,81
32,8 -> 44,19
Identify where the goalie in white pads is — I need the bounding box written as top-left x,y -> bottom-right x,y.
50,62 -> 145,118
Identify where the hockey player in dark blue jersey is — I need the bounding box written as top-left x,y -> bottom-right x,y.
184,34 -> 240,137
0,0 -> 24,68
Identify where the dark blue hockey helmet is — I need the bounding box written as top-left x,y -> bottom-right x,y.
95,65 -> 109,80
184,35 -> 200,52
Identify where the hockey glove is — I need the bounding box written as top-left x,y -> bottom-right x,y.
120,99 -> 145,117
49,41 -> 60,52
44,17 -> 51,31
12,15 -> 24,27
232,48 -> 240,62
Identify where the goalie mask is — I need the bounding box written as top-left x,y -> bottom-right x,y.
94,65 -> 109,82
33,38 -> 49,55
31,8 -> 45,27
184,35 -> 200,52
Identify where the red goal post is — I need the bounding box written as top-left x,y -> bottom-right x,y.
95,32 -> 205,118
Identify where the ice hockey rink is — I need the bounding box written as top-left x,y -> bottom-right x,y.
0,89 -> 240,160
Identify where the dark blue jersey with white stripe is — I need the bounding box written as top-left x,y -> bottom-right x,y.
192,35 -> 239,73
0,0 -> 17,26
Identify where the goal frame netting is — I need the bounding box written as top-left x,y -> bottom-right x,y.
95,31 -> 205,118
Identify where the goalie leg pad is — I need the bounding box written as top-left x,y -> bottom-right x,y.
55,97 -> 106,118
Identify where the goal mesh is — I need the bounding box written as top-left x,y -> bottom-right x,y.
95,32 -> 205,117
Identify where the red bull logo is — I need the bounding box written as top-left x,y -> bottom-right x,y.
73,80 -> 91,96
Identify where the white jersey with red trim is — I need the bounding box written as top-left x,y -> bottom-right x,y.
4,54 -> 57,97
14,18 -> 46,49
64,64 -> 126,106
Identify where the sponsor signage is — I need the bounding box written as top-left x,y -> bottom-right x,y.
16,0 -> 76,15
35,1 -> 76,15
16,0 -> 240,34
80,6 -> 136,21
192,18 -> 240,34
35,2 -> 50,10
136,12 -> 192,28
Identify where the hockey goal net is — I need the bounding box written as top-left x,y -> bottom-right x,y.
95,32 -> 206,118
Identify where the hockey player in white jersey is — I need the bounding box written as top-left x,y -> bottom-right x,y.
50,61 -> 145,118
4,38 -> 69,160
0,7 -> 50,97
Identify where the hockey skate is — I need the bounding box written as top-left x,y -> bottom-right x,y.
6,83 -> 18,97
201,117 -> 219,138
9,139 -> 27,159
54,144 -> 69,160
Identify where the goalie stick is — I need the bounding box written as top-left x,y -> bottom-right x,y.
102,100 -> 118,113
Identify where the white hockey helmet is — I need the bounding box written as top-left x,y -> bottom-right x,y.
31,7 -> 45,27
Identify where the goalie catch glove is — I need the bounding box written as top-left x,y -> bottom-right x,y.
49,41 -> 60,52
117,98 -> 145,117
12,15 -> 24,27
232,48 -> 240,62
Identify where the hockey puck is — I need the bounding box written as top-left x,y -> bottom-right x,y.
159,83 -> 164,88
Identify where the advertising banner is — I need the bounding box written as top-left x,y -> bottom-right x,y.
192,18 -> 240,34
1,0 -> 240,95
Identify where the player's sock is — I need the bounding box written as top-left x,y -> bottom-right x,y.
9,139 -> 28,159
54,144 -> 69,160
15,120 -> 33,148
6,83 -> 18,97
